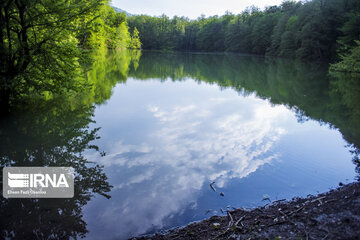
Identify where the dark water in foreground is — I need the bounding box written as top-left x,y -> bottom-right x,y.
1,51 -> 359,239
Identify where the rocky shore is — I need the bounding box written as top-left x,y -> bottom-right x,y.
134,182 -> 360,240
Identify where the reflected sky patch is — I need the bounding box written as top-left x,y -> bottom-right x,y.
83,78 -> 355,239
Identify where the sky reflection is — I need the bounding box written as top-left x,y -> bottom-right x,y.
83,78 -> 354,239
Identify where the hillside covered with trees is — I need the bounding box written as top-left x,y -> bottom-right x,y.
127,0 -> 360,70
1,0 -> 359,109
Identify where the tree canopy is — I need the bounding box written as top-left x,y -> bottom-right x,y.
127,0 -> 360,66
1,0 -> 359,108
0,0 -> 140,108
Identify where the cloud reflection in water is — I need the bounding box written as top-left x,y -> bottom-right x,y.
84,82 -> 291,239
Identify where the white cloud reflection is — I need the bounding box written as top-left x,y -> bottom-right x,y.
85,94 -> 291,239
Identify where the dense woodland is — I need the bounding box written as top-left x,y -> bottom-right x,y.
127,0 -> 360,71
0,0 -> 359,108
0,0 -> 140,107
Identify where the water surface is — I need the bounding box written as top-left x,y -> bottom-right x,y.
1,51 -> 359,239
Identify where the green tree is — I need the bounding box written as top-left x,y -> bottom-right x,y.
0,0 -> 105,107
127,0 -> 359,68
0,0 -> 139,109
330,41 -> 360,73
129,27 -> 141,49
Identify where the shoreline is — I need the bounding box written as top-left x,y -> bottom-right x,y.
133,181 -> 360,239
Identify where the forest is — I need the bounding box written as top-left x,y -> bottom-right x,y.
0,0 -> 359,108
127,0 -> 360,71
0,0 -> 140,108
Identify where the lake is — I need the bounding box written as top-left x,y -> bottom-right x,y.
0,51 -> 359,239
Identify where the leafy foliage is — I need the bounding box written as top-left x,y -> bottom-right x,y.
0,0 -> 141,107
128,0 -> 359,66
330,41 -> 360,73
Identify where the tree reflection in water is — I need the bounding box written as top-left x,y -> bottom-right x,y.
0,50 -> 359,238
0,49 -> 141,239
128,52 -> 360,178
0,98 -> 111,239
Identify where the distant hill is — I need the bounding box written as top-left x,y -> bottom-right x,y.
111,6 -> 133,17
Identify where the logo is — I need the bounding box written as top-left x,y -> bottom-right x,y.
3,167 -> 74,198
8,173 -> 30,188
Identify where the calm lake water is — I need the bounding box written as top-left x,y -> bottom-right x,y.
1,51 -> 359,239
